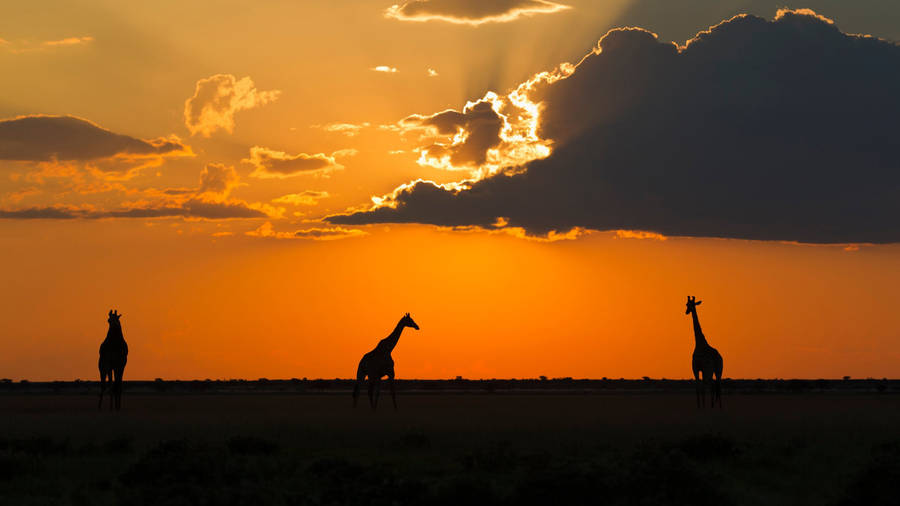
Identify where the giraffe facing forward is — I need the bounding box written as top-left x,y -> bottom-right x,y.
98,309 -> 128,411
353,313 -> 419,411
686,296 -> 723,408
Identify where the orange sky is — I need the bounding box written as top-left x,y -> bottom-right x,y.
1,1 -> 899,380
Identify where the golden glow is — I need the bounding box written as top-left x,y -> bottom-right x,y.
616,230 -> 668,241
2,223 -> 898,381
775,8 -> 834,24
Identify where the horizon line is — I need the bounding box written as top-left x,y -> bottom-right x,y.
2,376 -> 890,383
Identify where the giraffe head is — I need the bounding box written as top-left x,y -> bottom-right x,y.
685,296 -> 702,314
401,312 -> 419,330
107,309 -> 122,326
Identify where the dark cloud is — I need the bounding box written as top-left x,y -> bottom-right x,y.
0,200 -> 266,220
385,0 -> 569,25
0,207 -> 79,219
0,115 -> 188,161
329,10 -> 900,244
405,100 -> 504,167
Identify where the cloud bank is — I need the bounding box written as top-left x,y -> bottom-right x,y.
2,163 -> 267,220
385,0 -> 570,25
184,74 -> 280,137
0,200 -> 266,220
0,115 -> 187,161
330,10 -> 900,244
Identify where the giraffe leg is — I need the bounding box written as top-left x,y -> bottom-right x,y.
388,372 -> 397,411
714,370 -> 723,409
699,371 -> 707,408
106,372 -> 114,411
693,370 -> 702,408
113,367 -> 124,411
98,369 -> 106,410
374,379 -> 382,410
353,358 -> 366,408
703,372 -> 716,409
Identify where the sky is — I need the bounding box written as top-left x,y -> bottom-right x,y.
1,0 -> 898,381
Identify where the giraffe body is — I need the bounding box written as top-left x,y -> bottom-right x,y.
98,310 -> 128,411
352,313 -> 419,411
692,343 -> 723,406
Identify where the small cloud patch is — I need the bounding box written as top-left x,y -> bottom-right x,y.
184,74 -> 280,137
244,146 -> 344,179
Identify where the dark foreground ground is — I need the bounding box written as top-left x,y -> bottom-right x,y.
2,386 -> 900,505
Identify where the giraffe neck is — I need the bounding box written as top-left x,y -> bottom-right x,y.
105,324 -> 124,343
382,320 -> 405,353
690,309 -> 708,347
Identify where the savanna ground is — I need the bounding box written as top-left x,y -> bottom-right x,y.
2,382 -> 899,505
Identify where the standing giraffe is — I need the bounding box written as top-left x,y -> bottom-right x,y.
352,313 -> 419,411
98,309 -> 128,411
685,296 -> 723,408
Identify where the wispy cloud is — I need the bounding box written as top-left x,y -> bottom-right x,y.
313,122 -> 370,137
371,65 -> 398,73
42,36 -> 94,47
272,190 -> 330,206
246,221 -> 366,240
385,0 -> 570,25
2,35 -> 95,53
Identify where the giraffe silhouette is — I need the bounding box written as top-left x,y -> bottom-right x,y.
352,313 -> 419,411
98,309 -> 128,411
686,296 -> 723,408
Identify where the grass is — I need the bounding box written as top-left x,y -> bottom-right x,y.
0,392 -> 899,505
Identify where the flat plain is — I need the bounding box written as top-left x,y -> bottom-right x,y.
1,383 -> 899,505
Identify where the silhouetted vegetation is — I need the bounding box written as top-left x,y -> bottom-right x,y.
1,390 -> 898,504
